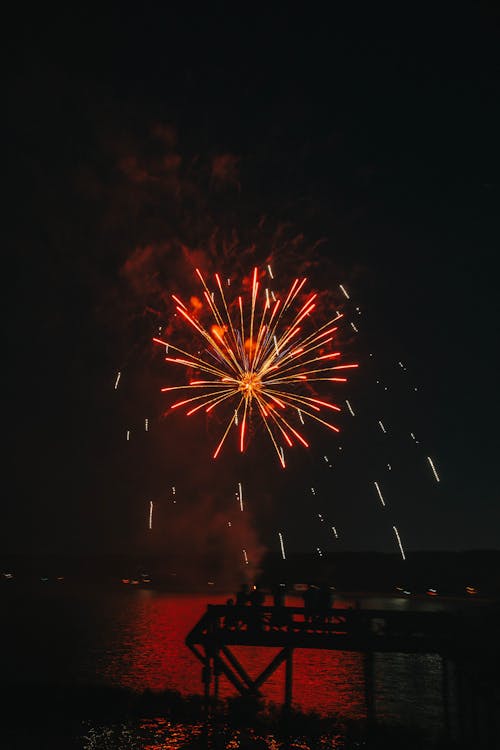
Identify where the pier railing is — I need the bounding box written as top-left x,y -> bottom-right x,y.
186,603 -> 455,654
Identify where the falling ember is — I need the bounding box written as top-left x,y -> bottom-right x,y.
316,547 -> 323,557
278,531 -> 286,560
346,399 -> 355,416
339,284 -> 350,299
238,482 -> 244,511
114,371 -> 121,390
310,487 -> 316,495
373,481 -> 386,507
427,456 -> 440,482
126,430 -> 130,441
387,463 -> 392,471
279,446 -> 285,468
243,549 -> 249,565
148,501 -> 153,530
267,264 -> 274,279
350,322 -> 358,332
144,418 -> 149,432
331,526 -> 339,539
378,420 -> 387,434
393,525 -> 406,560
153,268 -> 356,466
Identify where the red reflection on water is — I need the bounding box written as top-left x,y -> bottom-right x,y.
98,592 -> 365,719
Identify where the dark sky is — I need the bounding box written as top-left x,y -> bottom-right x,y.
4,7 -> 499,559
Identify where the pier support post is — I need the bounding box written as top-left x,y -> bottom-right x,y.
213,649 -> 220,706
202,654 -> 212,714
442,656 -> 451,741
364,651 -> 376,728
285,647 -> 293,710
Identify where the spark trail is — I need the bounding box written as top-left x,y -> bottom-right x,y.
153,268 -> 357,467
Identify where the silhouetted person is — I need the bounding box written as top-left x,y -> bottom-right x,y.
223,598 -> 237,629
236,583 -> 250,606
271,583 -> 289,629
248,584 -> 265,631
249,584 -> 265,606
272,583 -> 286,607
303,584 -> 318,624
318,584 -> 335,623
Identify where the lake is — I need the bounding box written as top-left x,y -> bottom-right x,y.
1,584 -> 458,747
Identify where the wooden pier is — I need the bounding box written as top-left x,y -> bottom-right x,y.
186,599 -> 500,743
186,603 -> 454,707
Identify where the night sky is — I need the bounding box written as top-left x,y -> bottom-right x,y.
4,7 -> 499,560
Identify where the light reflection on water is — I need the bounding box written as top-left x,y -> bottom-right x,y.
82,721 -> 344,750
4,587 -> 446,743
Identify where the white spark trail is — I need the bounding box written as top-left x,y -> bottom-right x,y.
278,531 -> 286,560
393,525 -> 406,560
339,284 -> 350,299
238,482 -> 244,511
374,481 -> 386,507
427,456 -> 440,482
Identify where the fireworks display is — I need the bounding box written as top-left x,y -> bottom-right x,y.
115,260 -> 444,565
153,267 -> 358,468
